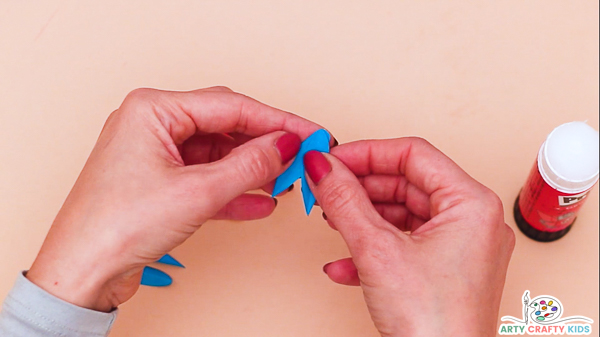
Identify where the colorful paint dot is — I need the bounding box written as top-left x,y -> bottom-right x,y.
540,300 -> 546,304
545,313 -> 550,317
548,301 -> 553,306
552,307 -> 557,311
537,317 -> 545,321
542,306 -> 547,310
534,303 -> 538,306
535,311 -> 541,315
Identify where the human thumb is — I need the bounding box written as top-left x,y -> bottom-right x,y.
195,132 -> 301,211
304,151 -> 385,248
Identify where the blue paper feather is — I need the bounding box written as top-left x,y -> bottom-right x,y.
272,129 -> 331,214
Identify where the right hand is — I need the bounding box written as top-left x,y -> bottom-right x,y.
303,138 -> 515,337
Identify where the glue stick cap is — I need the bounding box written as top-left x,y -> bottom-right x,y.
538,121 -> 600,194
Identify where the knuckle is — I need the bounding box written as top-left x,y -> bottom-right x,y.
352,229 -> 402,267
121,88 -> 161,117
320,181 -> 361,213
124,88 -> 157,104
207,86 -> 234,93
406,136 -> 433,149
101,109 -> 120,129
467,187 -> 507,235
234,146 -> 273,183
504,224 -> 516,251
482,188 -> 505,216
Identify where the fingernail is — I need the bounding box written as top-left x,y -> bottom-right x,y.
288,184 -> 295,192
275,133 -> 302,164
323,262 -> 332,274
332,137 -> 339,147
304,151 -> 331,185
322,212 -> 327,220
273,198 -> 278,206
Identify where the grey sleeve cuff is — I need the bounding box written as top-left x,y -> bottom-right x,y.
0,272 -> 118,337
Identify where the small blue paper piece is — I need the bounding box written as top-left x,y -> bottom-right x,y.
140,254 -> 184,287
140,266 -> 173,287
157,254 -> 185,268
272,129 -> 331,215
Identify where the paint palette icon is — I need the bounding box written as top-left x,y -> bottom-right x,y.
500,290 -> 594,328
530,297 -> 562,323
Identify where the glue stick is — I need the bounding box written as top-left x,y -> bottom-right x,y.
514,121 -> 599,242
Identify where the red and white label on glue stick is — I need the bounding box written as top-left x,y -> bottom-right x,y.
519,160 -> 593,232
517,121 -> 599,235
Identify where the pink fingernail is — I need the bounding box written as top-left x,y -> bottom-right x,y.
275,133 -> 302,164
304,151 -> 332,185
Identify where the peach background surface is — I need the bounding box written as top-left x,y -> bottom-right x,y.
0,1 -> 598,336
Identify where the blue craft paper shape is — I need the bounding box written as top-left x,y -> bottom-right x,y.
272,129 -> 330,215
157,254 -> 185,268
140,266 -> 173,287
140,254 -> 184,287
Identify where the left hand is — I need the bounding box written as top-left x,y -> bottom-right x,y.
27,87 -> 328,312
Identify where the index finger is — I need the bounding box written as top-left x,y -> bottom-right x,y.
124,88 -> 332,144
330,137 -> 478,202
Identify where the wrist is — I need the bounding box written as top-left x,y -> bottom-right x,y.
385,315 -> 495,337
27,259 -> 111,312
419,306 -> 496,337
27,235 -> 127,312
377,293 -> 497,337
